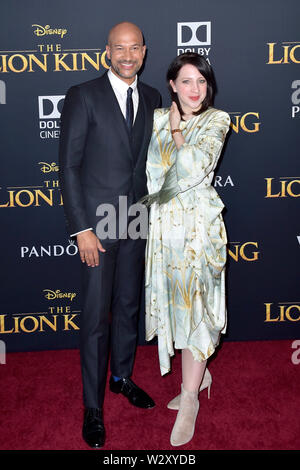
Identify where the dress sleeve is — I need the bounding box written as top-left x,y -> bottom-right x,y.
176,110 -> 230,193
146,109 -> 167,194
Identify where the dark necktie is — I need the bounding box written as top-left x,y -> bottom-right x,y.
126,87 -> 134,132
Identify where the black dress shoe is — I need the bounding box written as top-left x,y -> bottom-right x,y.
109,376 -> 155,409
82,408 -> 105,448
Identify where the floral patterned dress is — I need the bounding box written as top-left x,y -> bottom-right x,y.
145,107 -> 231,375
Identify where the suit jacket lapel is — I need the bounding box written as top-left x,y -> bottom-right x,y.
101,74 -> 134,161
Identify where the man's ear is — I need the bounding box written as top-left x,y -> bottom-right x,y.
105,45 -> 111,60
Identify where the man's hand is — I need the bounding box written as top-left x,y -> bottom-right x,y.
77,230 -> 106,267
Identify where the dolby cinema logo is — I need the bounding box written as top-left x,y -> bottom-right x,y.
177,22 -> 211,61
38,95 -> 65,140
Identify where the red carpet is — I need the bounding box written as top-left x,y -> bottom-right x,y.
0,340 -> 299,450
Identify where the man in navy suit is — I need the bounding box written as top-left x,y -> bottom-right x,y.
59,22 -> 161,448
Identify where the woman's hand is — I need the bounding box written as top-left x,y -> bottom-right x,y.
169,101 -> 185,149
169,101 -> 181,130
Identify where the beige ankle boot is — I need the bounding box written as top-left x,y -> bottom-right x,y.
167,368 -> 212,410
170,385 -> 199,446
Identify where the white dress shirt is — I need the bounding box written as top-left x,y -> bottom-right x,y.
107,68 -> 139,122
70,68 -> 139,237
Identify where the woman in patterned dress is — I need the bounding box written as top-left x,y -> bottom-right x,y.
142,53 -> 230,446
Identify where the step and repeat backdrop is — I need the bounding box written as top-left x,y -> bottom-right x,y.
0,0 -> 299,352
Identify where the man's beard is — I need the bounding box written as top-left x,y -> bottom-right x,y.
111,61 -> 140,80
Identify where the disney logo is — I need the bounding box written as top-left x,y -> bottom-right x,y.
39,162 -> 59,173
43,289 -> 76,301
32,24 -> 67,39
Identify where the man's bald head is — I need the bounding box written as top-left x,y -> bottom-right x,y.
107,21 -> 144,45
107,22 -> 144,47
